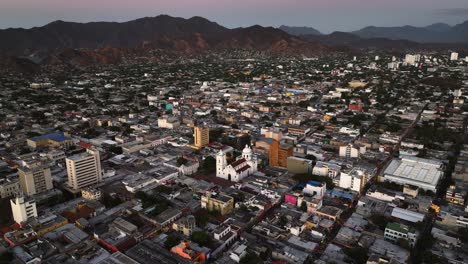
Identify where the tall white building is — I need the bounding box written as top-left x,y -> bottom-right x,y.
404,54 -> 416,65
11,195 -> 38,224
216,145 -> 257,182
18,159 -> 53,196
66,149 -> 102,190
339,169 -> 369,193
339,144 -> 365,159
450,52 -> 459,61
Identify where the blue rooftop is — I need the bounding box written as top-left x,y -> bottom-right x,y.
307,180 -> 323,187
30,132 -> 70,142
326,189 -> 354,200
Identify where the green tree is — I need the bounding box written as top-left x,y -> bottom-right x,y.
300,201 -> 308,212
240,252 -> 262,264
397,238 -> 411,250
202,156 -> 217,173
344,246 -> 368,264
190,231 -> 213,247
164,235 -> 181,250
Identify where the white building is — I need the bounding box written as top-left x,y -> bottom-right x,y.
216,145 -> 258,182
404,54 -> 416,65
81,187 -> 102,200
384,222 -> 418,246
339,169 -> 369,193
382,156 -> 444,192
66,149 -> 102,191
122,174 -> 158,193
303,181 -> 326,199
450,52 -> 459,61
339,144 -> 365,159
157,116 -> 180,129
11,196 -> 38,224
312,161 -> 341,178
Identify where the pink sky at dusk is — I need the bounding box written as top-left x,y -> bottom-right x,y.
1,0 -> 467,32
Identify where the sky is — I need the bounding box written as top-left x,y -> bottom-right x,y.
1,0 -> 468,33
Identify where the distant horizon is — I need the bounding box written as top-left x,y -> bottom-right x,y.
1,0 -> 468,33
0,13 -> 467,34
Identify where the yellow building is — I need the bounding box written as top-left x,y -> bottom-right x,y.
201,192 -> 234,216
194,126 -> 209,148
27,132 -> 73,149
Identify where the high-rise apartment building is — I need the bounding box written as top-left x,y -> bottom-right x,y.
194,126 -> 209,148
18,159 -> 53,196
66,149 -> 102,190
11,195 -> 38,224
269,140 -> 293,168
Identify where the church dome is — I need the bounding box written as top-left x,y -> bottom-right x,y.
242,145 -> 252,154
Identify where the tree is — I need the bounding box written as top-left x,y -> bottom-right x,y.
240,252 -> 262,264
343,246 -> 368,264
459,227 -> 468,243
190,231 -> 213,247
0,252 -> 13,263
300,201 -> 308,212
109,146 -> 123,154
202,156 -> 217,173
369,213 -> 389,230
278,215 -> 288,227
177,157 -> 188,166
164,235 -> 181,250
397,238 -> 411,250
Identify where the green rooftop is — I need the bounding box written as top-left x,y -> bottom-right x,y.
386,222 -> 414,234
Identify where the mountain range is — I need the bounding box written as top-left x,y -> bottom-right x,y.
1,15 -> 468,74
279,25 -> 322,36
0,15 -> 331,58
352,21 -> 468,43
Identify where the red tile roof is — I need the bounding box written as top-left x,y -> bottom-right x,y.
230,158 -> 246,167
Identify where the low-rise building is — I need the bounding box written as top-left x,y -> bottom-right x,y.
201,192 -> 234,215
384,222 -> 418,246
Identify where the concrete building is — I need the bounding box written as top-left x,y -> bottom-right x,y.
339,144 -> 364,159
201,192 -> 234,215
450,52 -> 459,61
18,160 -> 53,196
27,132 -> 73,149
11,195 -> 38,224
194,126 -> 209,148
287,156 -> 313,175
157,116 -> 180,129
66,149 -> 102,191
384,222 -> 418,246
0,177 -> 20,198
382,156 -> 444,192
269,140 -> 293,168
339,168 -> 369,194
81,187 -> 102,200
303,181 -> 326,199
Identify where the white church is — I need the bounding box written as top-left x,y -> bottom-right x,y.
216,145 -> 258,182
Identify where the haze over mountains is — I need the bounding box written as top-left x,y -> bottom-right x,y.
280,21 -> 468,44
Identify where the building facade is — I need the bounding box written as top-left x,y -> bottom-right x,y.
18,161 -> 53,196
201,192 -> 234,215
11,196 -> 38,224
194,126 -> 210,148
216,145 -> 258,182
66,149 -> 102,190
269,140 -> 293,168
